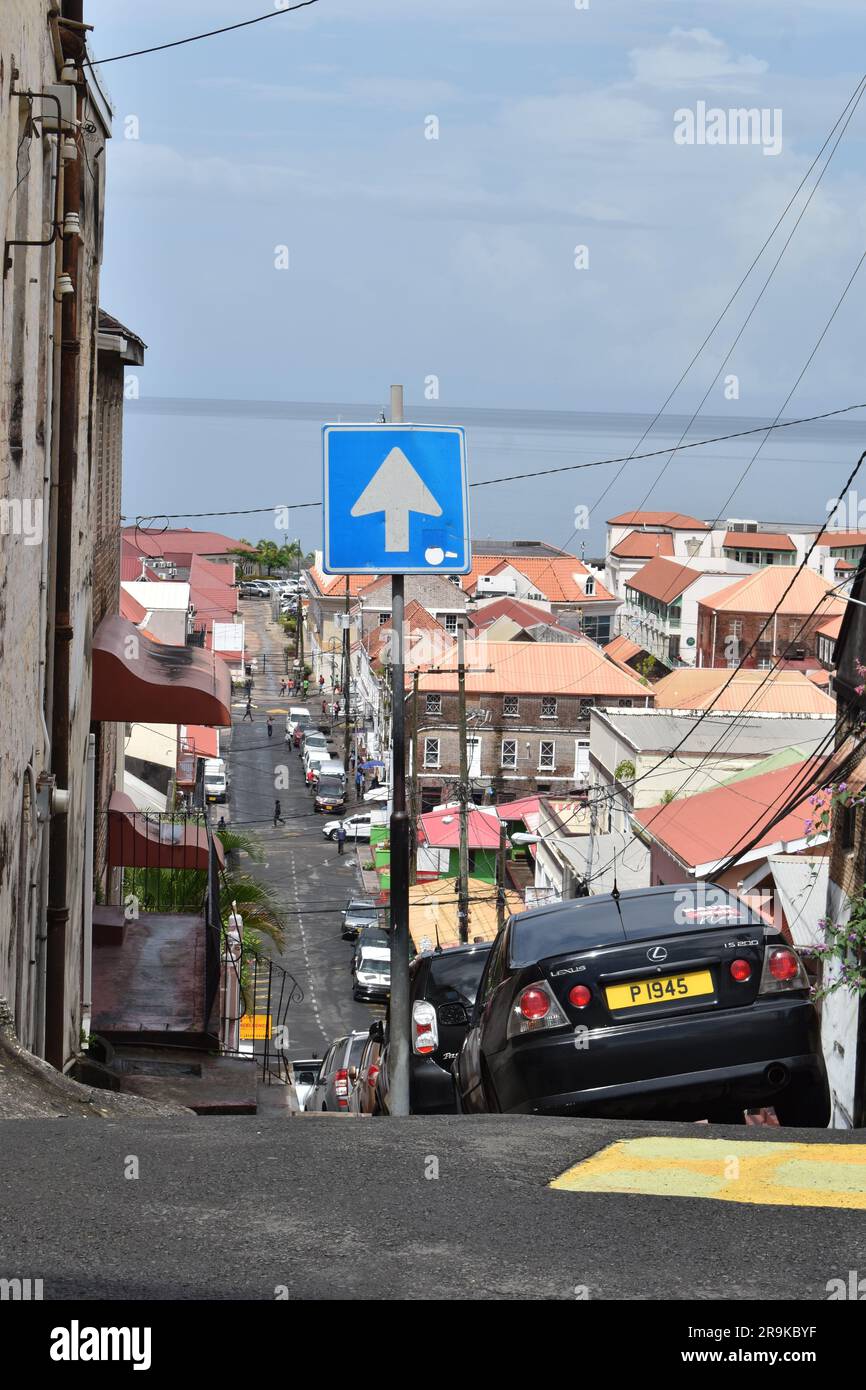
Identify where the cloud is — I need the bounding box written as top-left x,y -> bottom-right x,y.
629,28 -> 769,93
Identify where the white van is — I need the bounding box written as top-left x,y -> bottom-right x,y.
203,757 -> 227,803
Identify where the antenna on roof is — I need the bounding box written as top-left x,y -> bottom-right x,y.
611,850 -> 620,902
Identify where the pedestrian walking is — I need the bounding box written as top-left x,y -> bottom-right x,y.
245,677 -> 252,697
322,698 -> 327,715
349,752 -> 356,773
302,678 -> 309,697
279,679 -> 287,696
217,815 -> 226,831
273,800 -> 284,826
371,771 -> 380,789
355,769 -> 364,801
336,823 -> 347,856
267,717 -> 273,739
318,674 -> 325,689
243,699 -> 253,721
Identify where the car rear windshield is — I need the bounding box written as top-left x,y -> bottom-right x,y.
424,947 -> 491,1007
508,888 -> 767,966
358,928 -> 389,948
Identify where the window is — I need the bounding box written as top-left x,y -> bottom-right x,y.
443,613 -> 458,634
541,696 -> 558,719
584,574 -> 595,596
423,738 -> 440,768
501,739 -> 517,769
378,612 -> 389,626
579,697 -> 594,716
617,699 -> 632,707
425,693 -> 442,716
538,740 -> 555,771
503,695 -> 519,717
842,802 -> 857,852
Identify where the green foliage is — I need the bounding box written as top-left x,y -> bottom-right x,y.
615,759 -> 635,782
660,789 -> 676,805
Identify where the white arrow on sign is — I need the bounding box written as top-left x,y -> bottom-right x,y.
350,446 -> 443,552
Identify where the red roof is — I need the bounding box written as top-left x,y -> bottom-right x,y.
119,588 -> 148,625
608,511 -> 709,530
188,553 -> 238,627
610,531 -> 675,559
698,566 -> 845,617
626,556 -> 702,604
462,552 -> 615,604
418,806 -> 504,850
635,759 -> 828,871
722,531 -> 795,551
121,527 -> 253,560
817,530 -> 866,548
471,597 -> 554,630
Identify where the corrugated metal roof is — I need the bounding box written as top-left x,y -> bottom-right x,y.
699,565 -> 846,616
414,640 -> 650,697
596,709 -> 835,756
652,668 -> 836,714
121,526 -> 253,558
635,758 -> 827,869
626,556 -> 702,603
817,530 -> 866,547
418,806 -> 504,850
408,877 -> 522,951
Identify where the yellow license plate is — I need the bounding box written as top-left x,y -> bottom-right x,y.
605,969 -> 714,1011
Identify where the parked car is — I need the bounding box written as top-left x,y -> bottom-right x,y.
285,707 -> 311,738
290,1057 -> 322,1112
352,941 -> 391,1003
305,749 -> 332,786
314,776 -> 346,814
353,922 -> 391,964
316,757 -> 346,788
300,729 -> 328,760
453,884 -> 831,1126
375,942 -> 492,1115
303,1032 -> 368,1112
322,813 -> 373,842
349,1024 -> 385,1115
341,899 -> 380,941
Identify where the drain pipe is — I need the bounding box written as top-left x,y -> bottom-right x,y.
81,732 -> 95,1044
34,138 -> 66,1060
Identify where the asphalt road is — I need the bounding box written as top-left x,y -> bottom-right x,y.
0,1112 -> 864,1300
221,599 -> 377,1060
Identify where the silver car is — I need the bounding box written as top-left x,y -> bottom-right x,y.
303,1033 -> 368,1113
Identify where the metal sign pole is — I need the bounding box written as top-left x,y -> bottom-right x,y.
387,384 -> 411,1116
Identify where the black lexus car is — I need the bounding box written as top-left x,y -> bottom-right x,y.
453,885 -> 830,1126
375,941 -> 492,1115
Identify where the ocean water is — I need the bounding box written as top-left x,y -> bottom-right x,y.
122,397 -> 866,557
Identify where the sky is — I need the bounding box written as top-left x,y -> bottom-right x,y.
85,0 -> 866,551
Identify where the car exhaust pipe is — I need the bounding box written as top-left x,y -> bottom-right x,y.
765,1063 -> 788,1088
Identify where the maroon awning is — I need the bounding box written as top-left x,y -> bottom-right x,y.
107,792 -> 224,871
92,614 -> 232,725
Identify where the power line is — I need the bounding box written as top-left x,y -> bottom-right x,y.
87,1 -> 322,66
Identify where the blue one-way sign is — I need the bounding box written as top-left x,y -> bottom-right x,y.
322,424 -> 471,575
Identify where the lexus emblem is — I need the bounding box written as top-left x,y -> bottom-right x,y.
647,946 -> 668,963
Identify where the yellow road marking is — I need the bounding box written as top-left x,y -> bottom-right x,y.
550,1137 -> 866,1209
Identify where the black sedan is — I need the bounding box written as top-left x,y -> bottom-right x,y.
376,941 -> 492,1115
453,884 -> 830,1126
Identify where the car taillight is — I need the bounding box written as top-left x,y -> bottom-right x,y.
412,1000 -> 438,1055
335,1068 -> 349,1107
507,981 -> 569,1038
518,988 -> 550,1020
569,984 -> 592,1008
759,946 -> 808,995
730,958 -> 751,983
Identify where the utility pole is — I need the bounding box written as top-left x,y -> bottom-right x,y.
409,669 -> 419,886
343,575 -> 351,774
295,540 -> 305,677
387,384 -> 411,1117
496,818 -> 508,933
457,620 -> 470,943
